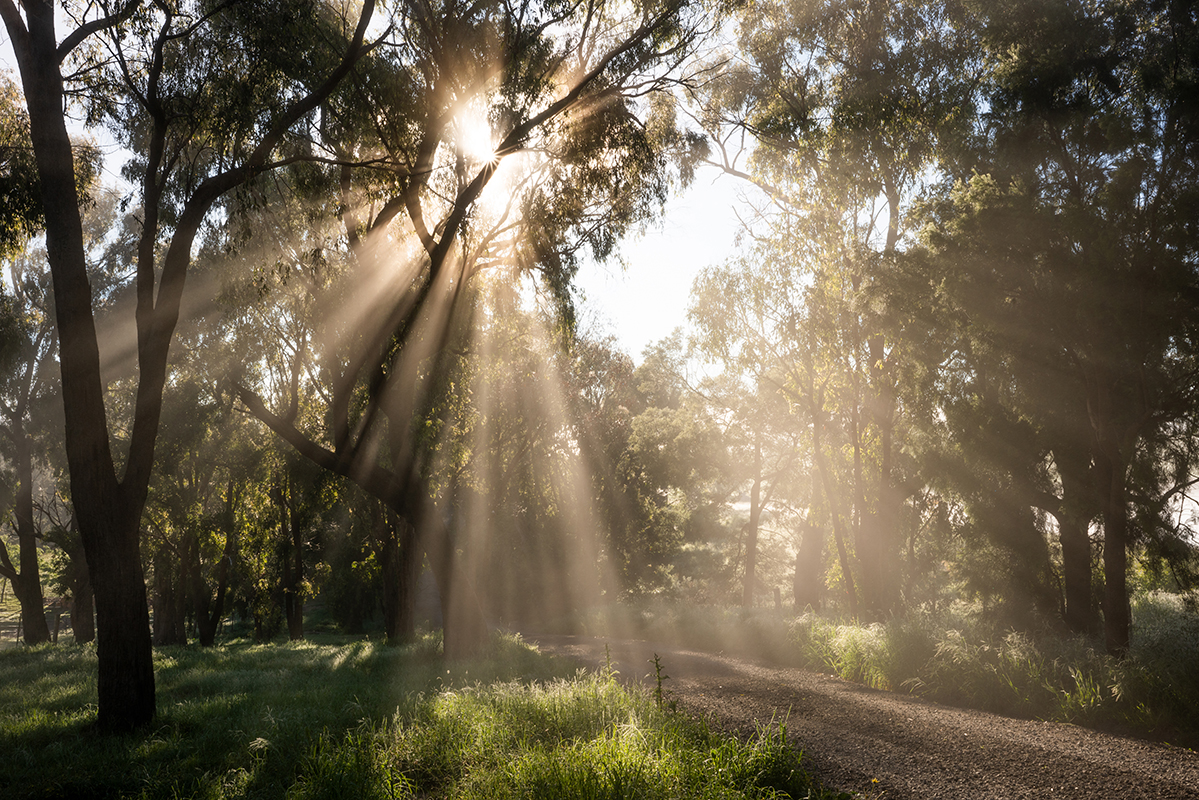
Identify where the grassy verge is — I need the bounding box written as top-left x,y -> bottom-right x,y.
0,633 -> 847,799
559,592 -> 1199,745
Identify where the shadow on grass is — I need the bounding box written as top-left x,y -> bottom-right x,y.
0,633 -> 572,799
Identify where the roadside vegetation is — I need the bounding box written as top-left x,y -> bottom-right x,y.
563,591 -> 1199,746
0,633 -> 848,800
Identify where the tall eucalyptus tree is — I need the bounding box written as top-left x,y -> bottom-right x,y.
1,0 -> 378,729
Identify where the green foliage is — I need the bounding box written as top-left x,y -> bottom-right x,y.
0,77 -> 42,259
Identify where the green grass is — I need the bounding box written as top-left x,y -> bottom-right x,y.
0,633 -> 847,799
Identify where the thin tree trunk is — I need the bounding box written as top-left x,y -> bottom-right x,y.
376,509 -> 421,645
152,547 -> 187,646
742,437 -> 763,608
375,504 -> 406,645
1054,445 -> 1097,634
793,518 -> 824,611
811,401 -> 859,617
188,479 -> 237,647
397,518 -> 420,640
405,479 -> 487,658
0,426 -> 51,645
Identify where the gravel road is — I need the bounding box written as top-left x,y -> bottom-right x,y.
528,634 -> 1199,800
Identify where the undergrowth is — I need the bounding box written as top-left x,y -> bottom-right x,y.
786,592 -> 1199,740
561,592 -> 1199,744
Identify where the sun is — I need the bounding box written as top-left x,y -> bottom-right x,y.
455,105 -> 499,165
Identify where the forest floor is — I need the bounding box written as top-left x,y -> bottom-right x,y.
528,634 -> 1199,800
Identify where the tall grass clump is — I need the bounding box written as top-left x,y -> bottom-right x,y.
371,675 -> 847,799
1,632 -> 847,799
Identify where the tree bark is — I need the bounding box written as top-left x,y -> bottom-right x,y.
71,570 -> 95,644
276,476 -> 305,642
376,508 -> 420,645
1053,445 -> 1098,635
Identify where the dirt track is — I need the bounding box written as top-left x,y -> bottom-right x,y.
528,634 -> 1199,800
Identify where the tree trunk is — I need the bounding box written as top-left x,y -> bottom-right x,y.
152,548 -> 187,646
377,508 -> 420,645
236,386 -> 490,656
742,437 -> 763,609
0,425 -> 51,645
793,518 -> 824,611
276,476 -> 304,641
88,506 -> 155,730
1046,441 -> 1098,634
188,521 -> 235,648
397,519 -> 421,640
812,400 -> 859,617
71,571 -> 95,644
1096,447 -> 1131,656
861,177 -> 903,619
405,480 -> 487,658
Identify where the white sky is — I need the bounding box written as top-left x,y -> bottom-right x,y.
573,172 -> 755,362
